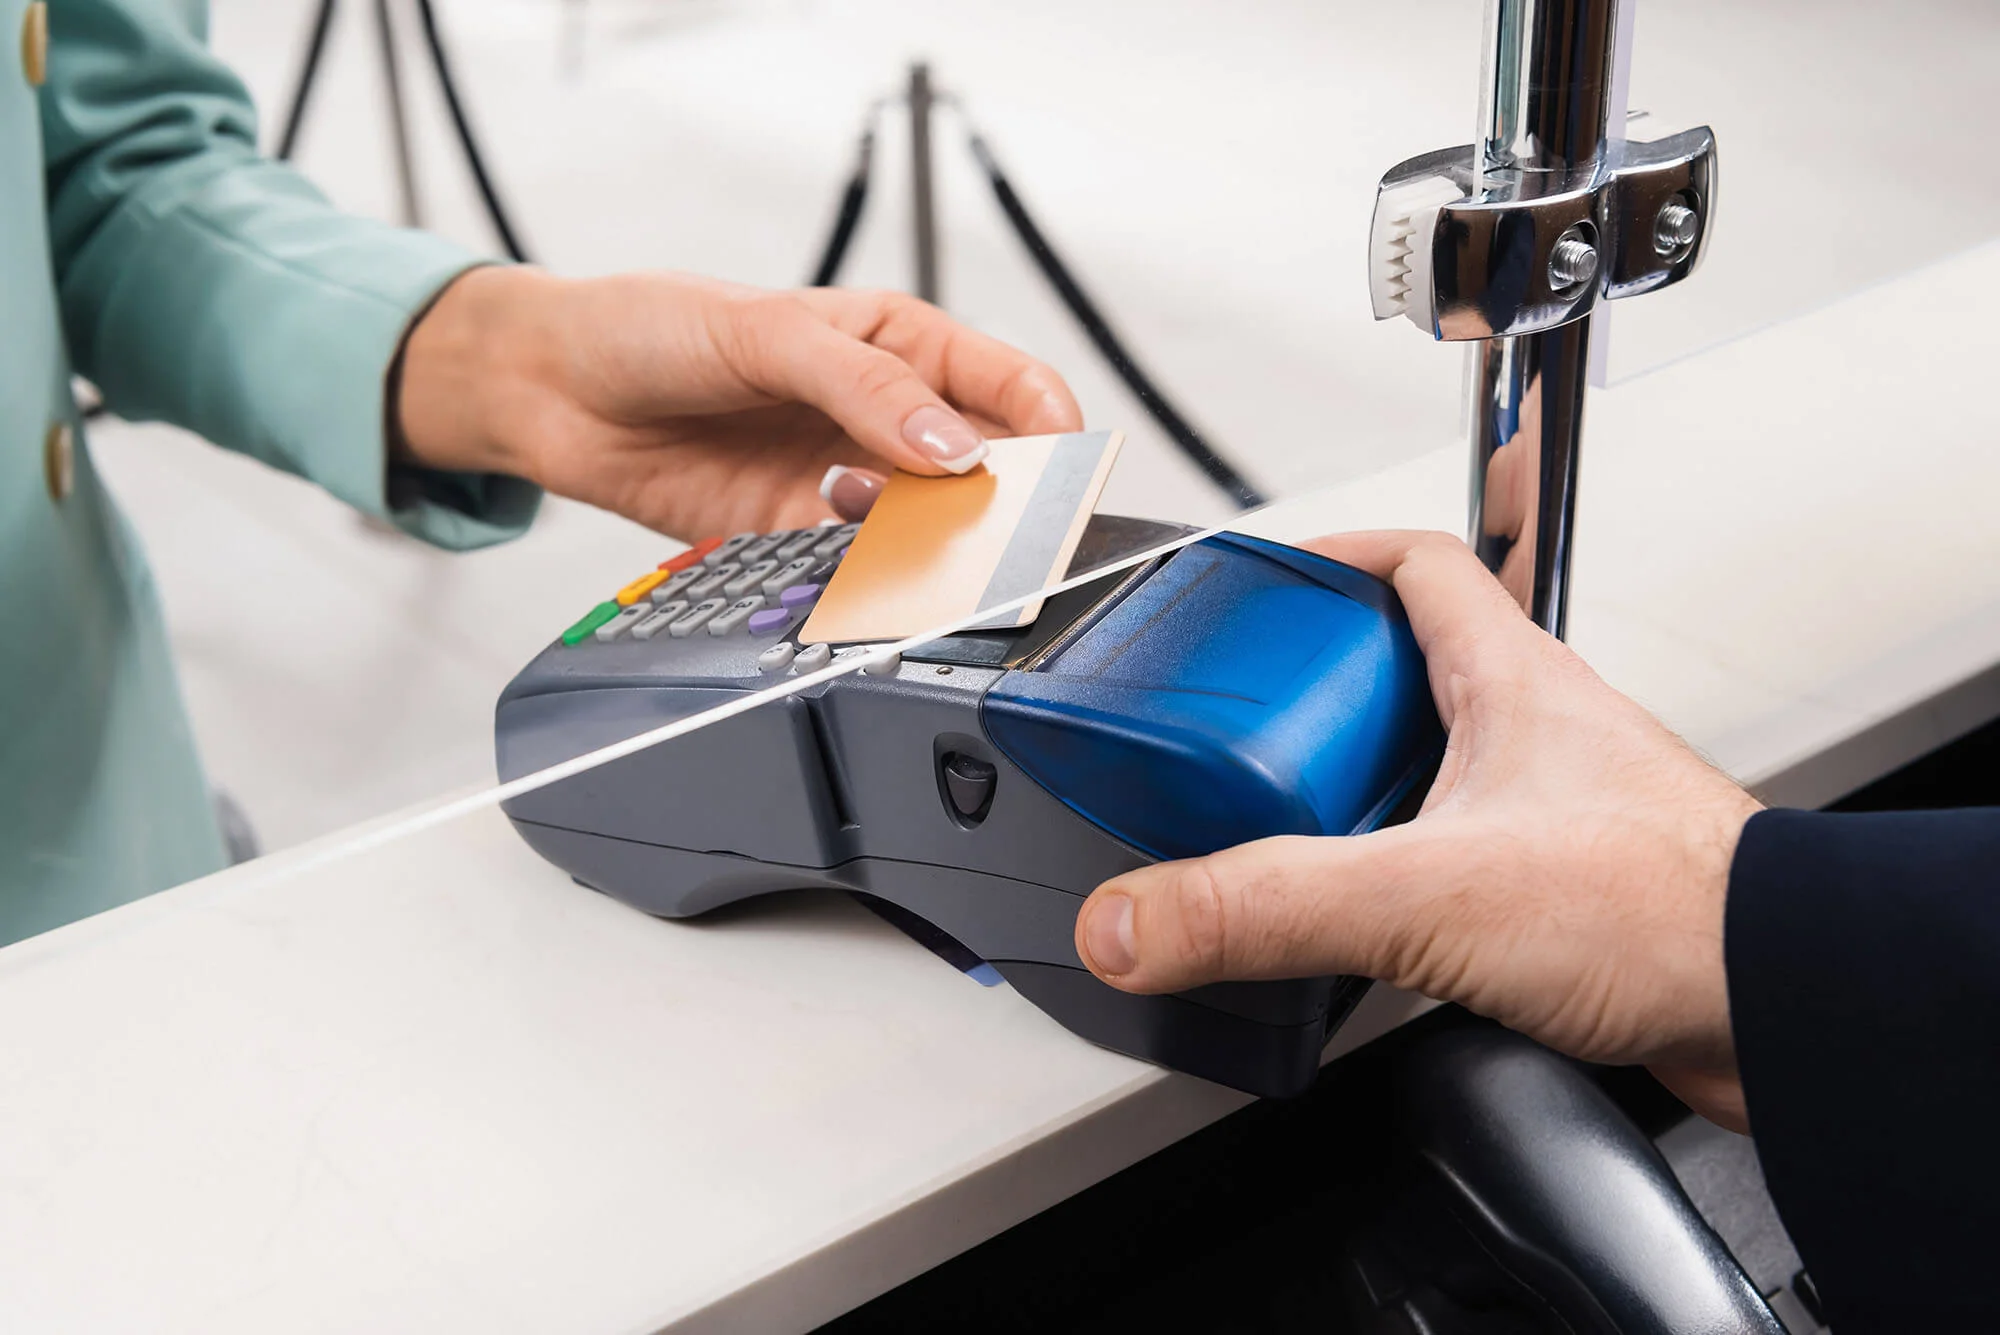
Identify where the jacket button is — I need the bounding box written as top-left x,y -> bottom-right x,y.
44,422 -> 73,502
20,1 -> 46,88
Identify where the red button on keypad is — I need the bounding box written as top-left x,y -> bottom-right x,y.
660,537 -> 723,572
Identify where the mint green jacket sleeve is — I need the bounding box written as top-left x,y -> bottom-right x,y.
39,0 -> 539,549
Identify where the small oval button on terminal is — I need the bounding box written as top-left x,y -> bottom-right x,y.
939,752 -> 997,826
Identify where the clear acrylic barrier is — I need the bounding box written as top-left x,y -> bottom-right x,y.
81,0 -> 1998,907
1602,0 -> 1999,385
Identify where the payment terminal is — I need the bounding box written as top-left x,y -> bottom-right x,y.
495,516 -> 1442,1097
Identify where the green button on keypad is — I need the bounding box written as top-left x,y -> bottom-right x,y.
561,600 -> 620,646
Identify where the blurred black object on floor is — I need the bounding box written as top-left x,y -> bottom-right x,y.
817,1005 -> 1461,1335
816,1008 -> 1804,1334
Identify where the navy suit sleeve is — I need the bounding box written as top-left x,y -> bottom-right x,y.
1726,808 -> 2000,1330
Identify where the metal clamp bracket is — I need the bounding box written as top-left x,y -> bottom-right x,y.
1370,126 -> 1716,341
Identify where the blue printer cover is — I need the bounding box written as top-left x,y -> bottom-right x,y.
982,534 -> 1443,860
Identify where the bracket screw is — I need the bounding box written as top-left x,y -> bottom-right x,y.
1654,200 -> 1700,261
1547,229 -> 1599,295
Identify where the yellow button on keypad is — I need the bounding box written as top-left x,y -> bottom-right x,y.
616,569 -> 670,606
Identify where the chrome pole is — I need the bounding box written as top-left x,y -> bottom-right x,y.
909,62 -> 941,306
1465,0 -> 1619,638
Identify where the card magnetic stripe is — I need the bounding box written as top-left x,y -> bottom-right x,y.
967,431 -> 1115,630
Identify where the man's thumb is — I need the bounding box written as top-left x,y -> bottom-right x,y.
1075,833 -> 1412,995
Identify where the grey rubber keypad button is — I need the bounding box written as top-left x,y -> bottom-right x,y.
707,533 -> 758,565
812,524 -> 861,560
738,531 -> 793,566
632,601 -> 687,640
687,563 -> 739,600
792,642 -> 832,672
725,561 -> 779,598
653,568 -> 703,601
763,556 -> 816,596
775,530 -> 822,562
595,603 -> 651,642
707,595 -> 766,636
669,598 -> 727,637
757,642 -> 797,672
860,649 -> 902,676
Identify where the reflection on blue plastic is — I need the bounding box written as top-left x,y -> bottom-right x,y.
965,962 -> 1005,988
983,535 -> 1443,861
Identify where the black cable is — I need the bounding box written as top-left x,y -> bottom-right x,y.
412,0 -> 531,262
968,133 -> 1265,509
372,0 -> 424,226
908,63 -> 940,304
810,122 -> 875,287
276,0 -> 339,161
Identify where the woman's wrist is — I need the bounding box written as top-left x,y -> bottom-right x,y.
394,264 -> 565,481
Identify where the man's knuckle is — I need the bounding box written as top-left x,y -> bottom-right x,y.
1412,531 -> 1474,567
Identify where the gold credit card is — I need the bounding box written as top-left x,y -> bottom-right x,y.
800,430 -> 1124,646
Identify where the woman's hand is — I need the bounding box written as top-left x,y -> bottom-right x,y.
394,267 -> 1083,537
1071,531 -> 1763,1129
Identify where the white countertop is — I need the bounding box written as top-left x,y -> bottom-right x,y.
7,243 -> 1999,1333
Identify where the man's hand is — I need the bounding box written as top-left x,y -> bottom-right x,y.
1072,531 -> 1763,1128
394,267 -> 1082,537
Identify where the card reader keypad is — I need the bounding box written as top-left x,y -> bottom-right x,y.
686,564 -> 740,601
632,601 -> 687,640
708,595 -> 765,636
705,533 -> 757,566
669,597 -> 727,637
725,562 -> 778,598
556,522 -> 868,666
736,532 -> 789,566
653,567 -> 704,602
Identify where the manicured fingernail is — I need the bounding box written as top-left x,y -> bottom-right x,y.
819,465 -> 884,521
1082,894 -> 1137,976
901,405 -> 988,474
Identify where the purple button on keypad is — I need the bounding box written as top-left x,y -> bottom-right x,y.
747,608 -> 793,636
779,583 -> 821,610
